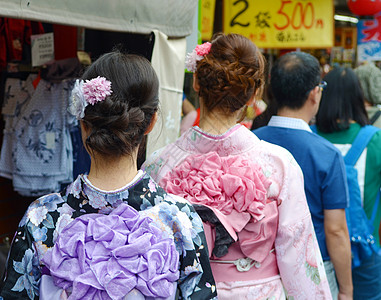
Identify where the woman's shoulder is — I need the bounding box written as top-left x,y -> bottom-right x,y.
142,146 -> 167,170
257,138 -> 293,155
19,192 -> 66,228
143,141 -> 188,183
255,138 -> 301,169
249,139 -> 304,200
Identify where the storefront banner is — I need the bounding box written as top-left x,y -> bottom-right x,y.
201,0 -> 216,41
357,16 -> 381,62
223,0 -> 334,48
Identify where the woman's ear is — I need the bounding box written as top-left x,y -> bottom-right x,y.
80,120 -> 92,155
144,111 -> 158,135
80,120 -> 90,138
193,73 -> 200,92
246,94 -> 256,106
246,85 -> 263,106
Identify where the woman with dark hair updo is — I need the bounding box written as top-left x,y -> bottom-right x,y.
314,67 -> 381,300
144,33 -> 331,299
0,52 -> 217,300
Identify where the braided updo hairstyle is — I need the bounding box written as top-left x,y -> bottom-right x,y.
81,52 -> 159,157
196,33 -> 265,113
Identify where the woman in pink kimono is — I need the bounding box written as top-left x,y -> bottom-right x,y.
144,33 -> 332,299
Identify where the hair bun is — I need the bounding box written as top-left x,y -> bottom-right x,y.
80,52 -> 159,157
196,34 -> 265,113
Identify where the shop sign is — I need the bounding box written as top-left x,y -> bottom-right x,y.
357,16 -> 381,62
31,32 -> 54,67
223,0 -> 333,48
201,0 -> 217,41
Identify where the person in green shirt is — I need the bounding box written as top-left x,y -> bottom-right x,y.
315,66 -> 381,300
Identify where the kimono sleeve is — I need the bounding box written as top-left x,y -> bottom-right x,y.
274,158 -> 333,300
167,196 -> 217,300
0,221 -> 41,300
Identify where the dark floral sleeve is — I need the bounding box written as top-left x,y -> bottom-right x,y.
144,193 -> 217,299
0,193 -> 66,300
0,218 -> 41,299
177,202 -> 218,299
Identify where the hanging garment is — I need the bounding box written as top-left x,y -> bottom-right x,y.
0,74 -> 37,179
0,76 -> 76,196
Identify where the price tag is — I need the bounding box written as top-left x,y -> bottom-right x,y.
31,33 -> 55,67
45,132 -> 56,150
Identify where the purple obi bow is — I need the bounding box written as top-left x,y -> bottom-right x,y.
42,203 -> 180,299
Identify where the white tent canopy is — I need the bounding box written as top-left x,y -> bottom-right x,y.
0,0 -> 197,37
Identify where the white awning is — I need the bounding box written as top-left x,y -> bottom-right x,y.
0,0 -> 197,37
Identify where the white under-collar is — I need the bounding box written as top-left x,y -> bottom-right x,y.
268,116 -> 312,132
82,170 -> 144,193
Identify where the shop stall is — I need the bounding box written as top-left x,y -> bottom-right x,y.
0,0 -> 198,257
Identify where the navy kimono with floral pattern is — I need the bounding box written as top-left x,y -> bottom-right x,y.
0,172 -> 217,299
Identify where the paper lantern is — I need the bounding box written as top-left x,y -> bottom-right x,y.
347,0 -> 381,16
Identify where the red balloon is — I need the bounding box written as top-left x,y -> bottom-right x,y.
347,0 -> 381,16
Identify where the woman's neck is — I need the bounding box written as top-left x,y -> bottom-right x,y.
198,104 -> 241,135
87,152 -> 139,191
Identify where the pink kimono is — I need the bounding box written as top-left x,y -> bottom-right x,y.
144,125 -> 332,300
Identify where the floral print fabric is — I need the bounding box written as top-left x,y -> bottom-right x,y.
42,203 -> 180,299
161,151 -> 271,224
144,125 -> 332,299
0,173 -> 217,300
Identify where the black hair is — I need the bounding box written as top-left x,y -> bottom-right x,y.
316,67 -> 369,133
81,51 -> 159,157
270,51 -> 321,109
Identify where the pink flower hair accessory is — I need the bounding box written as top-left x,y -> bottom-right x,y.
82,76 -> 112,105
69,76 -> 112,120
195,42 -> 212,56
185,42 -> 212,72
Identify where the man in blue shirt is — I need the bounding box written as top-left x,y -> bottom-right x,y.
254,52 -> 352,300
